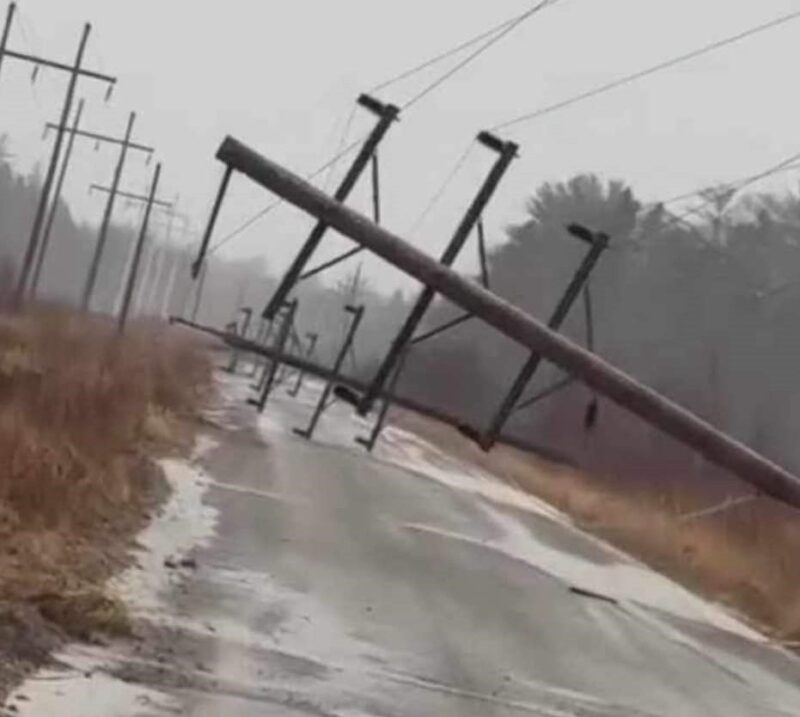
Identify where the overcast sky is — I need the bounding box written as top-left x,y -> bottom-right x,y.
2,0 -> 800,292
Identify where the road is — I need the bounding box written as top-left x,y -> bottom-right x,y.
10,371 -> 800,716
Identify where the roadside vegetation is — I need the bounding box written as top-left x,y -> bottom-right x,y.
0,306 -> 212,698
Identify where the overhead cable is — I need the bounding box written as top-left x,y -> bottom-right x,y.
492,8 -> 800,132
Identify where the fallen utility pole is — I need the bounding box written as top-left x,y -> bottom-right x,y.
481,224 -> 609,448
29,98 -> 86,295
359,131 -> 518,415
117,163 -> 163,333
14,20 -> 118,301
82,112 -> 156,311
173,316 -> 571,465
261,95 -> 399,320
211,135 -> 800,513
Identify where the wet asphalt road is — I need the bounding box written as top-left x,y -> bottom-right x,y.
20,373 -> 800,716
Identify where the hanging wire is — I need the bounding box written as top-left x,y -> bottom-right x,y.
206,2 -> 562,258
369,1 -> 559,95
659,150 -> 800,230
324,104 -> 358,194
401,0 -> 563,112
406,143 -> 474,236
491,7 -> 800,133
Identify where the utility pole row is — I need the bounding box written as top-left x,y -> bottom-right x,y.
4,5 -> 118,301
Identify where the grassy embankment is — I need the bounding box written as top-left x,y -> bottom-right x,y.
0,307 -> 212,697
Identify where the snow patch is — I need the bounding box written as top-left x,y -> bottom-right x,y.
9,647 -> 181,717
111,457 -> 218,613
9,438 -> 219,714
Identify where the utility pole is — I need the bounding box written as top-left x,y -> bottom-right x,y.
261,95 -> 399,320
140,209 -> 186,315
86,178 -> 172,321
358,131 -> 518,415
29,98 -> 86,295
294,305 -> 364,440
118,163 -> 163,333
481,225 -> 609,448
81,112 -> 155,310
211,135 -> 800,514
0,4 -> 17,83
14,21 -> 117,301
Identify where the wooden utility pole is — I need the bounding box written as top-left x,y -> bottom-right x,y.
212,135 -> 800,514
261,95 -> 399,320
35,107 -> 156,297
14,20 -> 118,301
482,225 -> 609,447
81,112 -> 155,310
86,178 -> 172,321
118,164 -> 163,332
294,305 -> 365,440
0,4 -> 17,82
29,98 -> 86,295
359,131 -> 518,414
144,211 -> 188,316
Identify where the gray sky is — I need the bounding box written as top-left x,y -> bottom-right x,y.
3,0 -> 800,292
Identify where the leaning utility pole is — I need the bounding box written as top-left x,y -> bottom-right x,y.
481,224 -> 609,448
358,131 -> 518,414
118,164 -> 163,332
12,17 -> 118,301
262,96 -> 399,320
28,99 -> 86,295
210,135 -> 800,515
81,112 -> 155,310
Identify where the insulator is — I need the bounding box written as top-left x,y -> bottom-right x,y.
30,64 -> 39,84
104,83 -> 114,103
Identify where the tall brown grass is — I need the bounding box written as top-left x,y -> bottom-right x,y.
401,412 -> 800,642
0,307 -> 212,605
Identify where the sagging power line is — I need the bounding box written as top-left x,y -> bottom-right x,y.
200,0 -> 564,263
491,7 -> 800,133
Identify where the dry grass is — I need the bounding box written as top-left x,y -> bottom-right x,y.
0,306 -> 212,649
400,412 -> 800,643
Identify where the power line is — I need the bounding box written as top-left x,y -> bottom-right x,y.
211,2 -> 564,255
407,143 -> 474,236
323,104 -> 357,193
370,1 -> 557,95
492,7 -> 800,132
402,0 -> 563,112
656,150 -> 800,230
